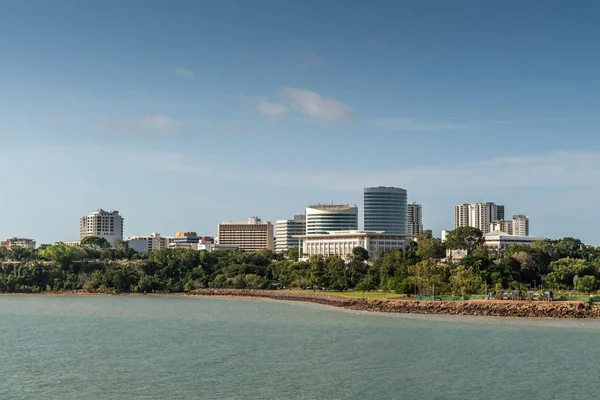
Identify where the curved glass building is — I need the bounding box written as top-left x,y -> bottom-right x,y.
305,205 -> 358,235
364,187 -> 407,234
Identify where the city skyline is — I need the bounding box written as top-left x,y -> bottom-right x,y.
3,1 -> 600,244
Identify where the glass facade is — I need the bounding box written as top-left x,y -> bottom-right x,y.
364,187 -> 407,234
305,206 -> 358,235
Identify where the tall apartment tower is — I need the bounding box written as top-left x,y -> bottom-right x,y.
217,217 -> 274,252
406,202 -> 423,236
80,209 -> 124,247
512,215 -> 530,236
364,187 -> 407,234
305,205 -> 358,235
453,204 -> 470,229
275,214 -> 306,253
453,202 -> 504,234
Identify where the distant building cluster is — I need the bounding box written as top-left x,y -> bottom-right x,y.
3,187 -> 544,259
1,237 -> 36,250
445,202 -> 537,255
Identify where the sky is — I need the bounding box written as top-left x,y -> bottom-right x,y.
2,0 -> 600,245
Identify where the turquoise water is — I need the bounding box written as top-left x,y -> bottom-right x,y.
1,296 -> 599,399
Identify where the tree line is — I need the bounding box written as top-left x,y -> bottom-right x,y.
0,228 -> 599,295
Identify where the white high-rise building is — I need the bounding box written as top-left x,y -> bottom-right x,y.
453,204 -> 470,230
454,202 -> 504,234
275,214 -> 306,253
511,215 -> 530,236
406,202 -> 423,236
80,209 -> 124,247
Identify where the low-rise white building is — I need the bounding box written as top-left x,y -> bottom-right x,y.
483,231 -> 545,251
198,243 -> 240,252
1,238 -> 36,249
126,233 -> 174,253
61,240 -> 81,247
296,230 -> 408,259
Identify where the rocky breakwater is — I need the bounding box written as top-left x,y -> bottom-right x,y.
188,289 -> 600,318
355,299 -> 600,318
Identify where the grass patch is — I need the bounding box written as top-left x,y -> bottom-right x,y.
288,289 -> 406,300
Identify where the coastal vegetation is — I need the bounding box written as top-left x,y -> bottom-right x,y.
0,229 -> 599,296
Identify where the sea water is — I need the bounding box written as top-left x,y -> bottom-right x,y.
0,295 -> 598,399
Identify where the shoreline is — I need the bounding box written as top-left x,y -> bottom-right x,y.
2,289 -> 599,318
187,289 -> 600,319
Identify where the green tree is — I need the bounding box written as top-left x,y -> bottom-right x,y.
544,257 -> 595,290
450,266 -> 484,297
39,243 -> 85,270
80,236 -> 111,250
287,248 -> 299,261
415,230 -> 445,260
574,275 -> 597,293
352,246 -> 369,261
444,227 -> 483,253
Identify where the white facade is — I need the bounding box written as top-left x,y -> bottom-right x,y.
80,209 -> 124,247
297,230 -> 408,259
305,205 -> 358,235
490,220 -> 513,234
441,230 -> 451,243
126,233 -> 173,253
1,237 -> 36,249
512,215 -> 529,236
275,214 -> 306,253
483,231 -> 545,250
61,240 -> 80,247
198,243 -> 239,252
406,202 -> 423,236
454,202 -> 504,234
488,215 -> 530,236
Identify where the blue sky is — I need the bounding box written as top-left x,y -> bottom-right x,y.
2,0 -> 600,244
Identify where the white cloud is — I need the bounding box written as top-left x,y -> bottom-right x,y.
372,118 -> 469,132
280,87 -> 353,122
174,67 -> 195,78
256,101 -> 287,118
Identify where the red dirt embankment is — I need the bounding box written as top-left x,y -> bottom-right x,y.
188,289 -> 600,318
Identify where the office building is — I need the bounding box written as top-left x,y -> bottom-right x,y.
126,233 -> 173,253
1,237 -> 36,249
454,202 -> 504,234
296,230 -> 408,259
406,202 -> 423,236
489,215 -> 530,236
169,233 -> 213,250
483,231 -> 545,251
305,204 -> 358,235
364,187 -> 407,234
275,214 -> 306,253
80,209 -> 124,247
217,217 -> 274,252
489,220 -> 514,235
